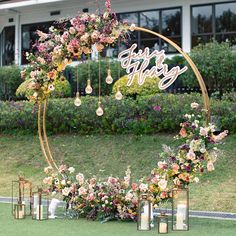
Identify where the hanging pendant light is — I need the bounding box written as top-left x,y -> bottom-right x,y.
115,87 -> 123,100
106,69 -> 113,84
74,92 -> 81,107
96,101 -> 104,116
85,79 -> 93,94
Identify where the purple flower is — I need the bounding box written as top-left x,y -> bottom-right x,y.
153,105 -> 161,111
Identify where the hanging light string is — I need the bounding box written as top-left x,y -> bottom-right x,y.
88,54 -> 91,81
118,38 -> 121,80
98,53 -> 101,102
76,62 -> 79,93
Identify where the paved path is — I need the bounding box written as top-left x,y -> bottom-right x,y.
1,196 -> 236,221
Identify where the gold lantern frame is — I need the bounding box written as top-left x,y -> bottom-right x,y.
37,27 -> 210,170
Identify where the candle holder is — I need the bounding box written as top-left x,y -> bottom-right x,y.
157,212 -> 168,234
14,202 -> 26,219
12,176 -> 32,216
32,188 -> 49,221
172,185 -> 189,231
137,194 -> 151,231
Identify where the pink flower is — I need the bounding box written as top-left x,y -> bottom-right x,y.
158,179 -> 167,190
91,30 -> 100,40
80,33 -> 89,43
153,105 -> 161,111
172,163 -> 180,173
179,128 -> 187,138
187,151 -> 196,160
43,177 -> 52,185
69,27 -> 76,34
207,161 -> 215,172
76,173 -> 84,185
158,161 -> 167,169
58,164 -> 67,173
131,183 -> 138,191
76,24 -> 85,34
78,186 -> 87,196
200,127 -> 208,137
139,183 -> 148,192
87,193 -> 95,201
70,18 -> 78,26
38,43 -> 46,52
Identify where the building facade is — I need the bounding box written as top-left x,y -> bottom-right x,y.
0,0 -> 236,66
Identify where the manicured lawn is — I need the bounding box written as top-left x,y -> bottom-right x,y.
0,133 -> 235,212
0,203 -> 236,236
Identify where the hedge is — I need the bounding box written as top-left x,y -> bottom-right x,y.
0,93 -> 235,135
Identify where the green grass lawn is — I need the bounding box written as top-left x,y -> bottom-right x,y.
0,133 -> 235,212
0,203 -> 236,236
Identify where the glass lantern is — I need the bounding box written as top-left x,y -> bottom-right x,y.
32,188 -> 49,221
157,212 -> 168,234
14,202 -> 26,219
137,194 -> 151,231
12,177 -> 32,216
172,186 -> 189,231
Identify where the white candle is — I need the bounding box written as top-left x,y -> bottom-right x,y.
36,205 -> 44,220
176,213 -> 184,230
140,214 -> 149,230
159,222 -> 167,233
15,210 -> 24,219
177,203 -> 187,220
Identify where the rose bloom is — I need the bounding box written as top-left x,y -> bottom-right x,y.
91,30 -> 100,40
207,161 -> 215,172
58,164 -> 67,173
69,27 -> 76,34
43,177 -> 52,185
172,163 -> 180,173
200,127 -> 208,137
158,161 -> 167,170
125,191 -> 133,201
191,102 -> 199,109
78,186 -> 87,196
131,183 -> 138,191
87,192 -> 95,201
76,173 -> 84,185
62,187 -> 71,196
89,177 -> 97,186
187,150 -> 196,160
160,191 -> 167,199
44,166 -> 53,174
139,183 -> 148,192
80,33 -> 89,42
179,128 -> 187,138
158,179 -> 167,190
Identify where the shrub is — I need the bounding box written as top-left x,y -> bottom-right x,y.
0,93 -> 235,134
64,59 -> 126,96
0,65 -> 22,101
180,40 -> 236,95
16,76 -> 72,99
112,75 -> 162,98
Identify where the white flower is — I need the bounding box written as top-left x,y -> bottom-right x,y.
130,23 -> 136,31
76,173 -> 84,185
125,191 -> 134,201
200,148 -> 206,153
158,179 -> 167,190
139,183 -> 148,192
62,187 -> 70,196
61,179 -> 66,185
68,167 -> 75,174
194,177 -> 199,183
191,102 -> 199,109
78,187 -> 87,195
48,84 -> 55,91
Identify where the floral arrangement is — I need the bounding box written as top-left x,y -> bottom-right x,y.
43,102 -> 228,221
20,0 -> 129,102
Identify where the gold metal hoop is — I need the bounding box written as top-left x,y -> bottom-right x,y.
38,27 -> 210,170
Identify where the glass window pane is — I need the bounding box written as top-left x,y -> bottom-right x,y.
140,39 -> 161,51
216,3 -> 236,32
140,10 -> 159,38
192,6 -> 213,34
161,37 -> 181,53
215,33 -> 236,48
192,35 -> 213,48
161,8 -> 181,36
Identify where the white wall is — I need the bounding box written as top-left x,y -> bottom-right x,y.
0,0 -> 235,65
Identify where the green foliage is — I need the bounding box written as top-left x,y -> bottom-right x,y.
16,77 -> 72,99
181,40 -> 236,94
0,93 -> 235,134
112,74 -> 162,97
0,65 -> 22,101
64,60 -> 126,96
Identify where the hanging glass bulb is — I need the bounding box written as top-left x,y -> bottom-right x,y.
106,69 -> 113,84
96,102 -> 104,116
85,79 -> 93,94
74,92 -> 81,107
115,88 -> 123,100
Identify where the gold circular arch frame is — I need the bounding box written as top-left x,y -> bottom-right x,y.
38,27 -> 210,170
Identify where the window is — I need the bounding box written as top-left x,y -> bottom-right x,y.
1,26 -> 15,66
119,7 -> 182,53
21,21 -> 54,64
191,1 -> 236,48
